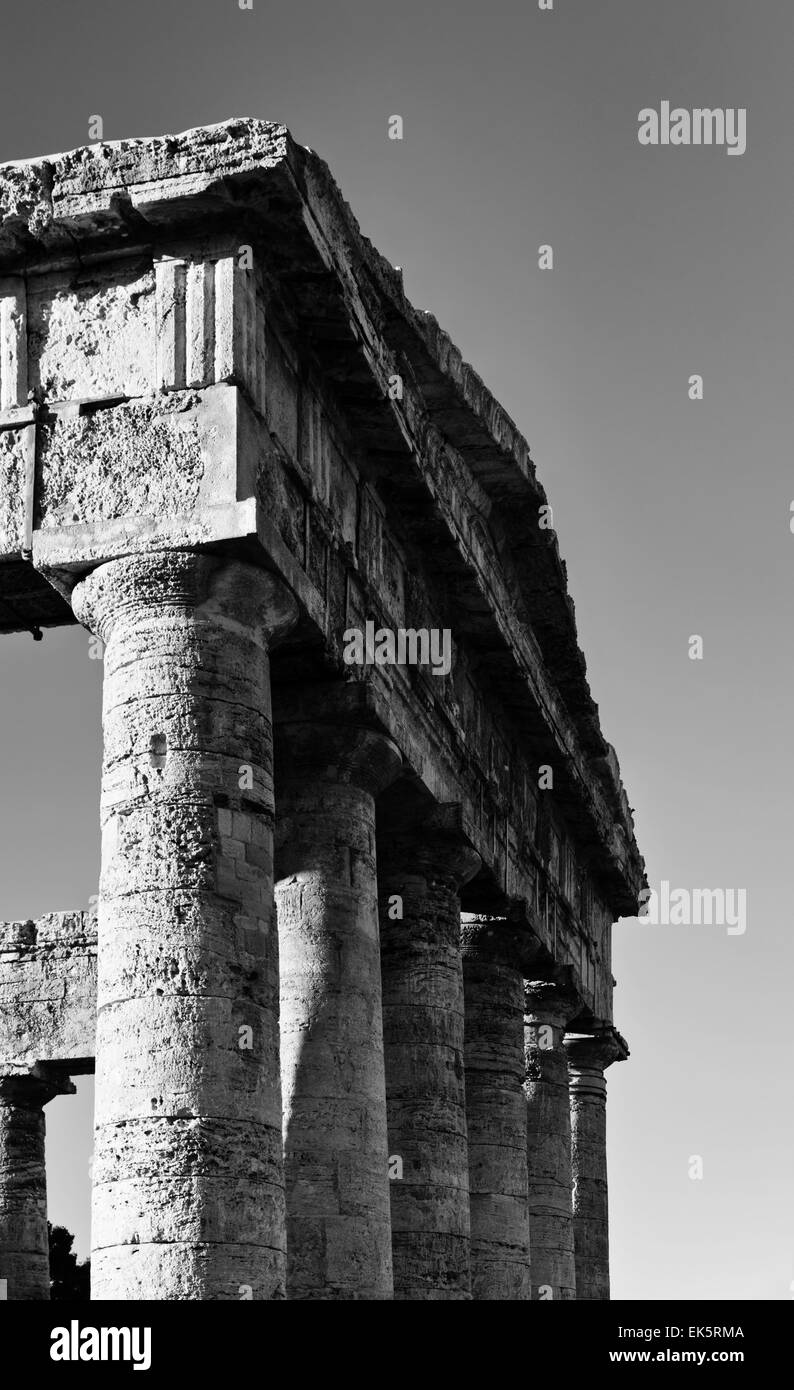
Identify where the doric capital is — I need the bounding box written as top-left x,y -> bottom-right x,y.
0,1064 -> 75,1109
460,914 -> 537,972
524,977 -> 582,1032
71,549 -> 298,648
565,1027 -> 629,1076
275,719 -> 402,800
379,804 -> 481,888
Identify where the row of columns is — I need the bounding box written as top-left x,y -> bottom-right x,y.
0,550 -> 625,1300
0,1010 -> 621,1301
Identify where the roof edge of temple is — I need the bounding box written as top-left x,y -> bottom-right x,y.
0,116 -> 297,254
292,141 -> 644,890
0,115 -> 292,180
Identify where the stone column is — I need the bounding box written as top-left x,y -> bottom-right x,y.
461,918 -> 531,1300
524,979 -> 581,1300
274,718 -> 402,1300
565,1029 -> 627,1301
0,1069 -> 74,1301
378,812 -> 480,1300
72,550 -> 297,1301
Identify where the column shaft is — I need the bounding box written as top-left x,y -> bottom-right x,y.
566,1031 -> 626,1300
524,981 -> 579,1299
0,1095 -> 47,1299
0,1072 -> 72,1301
275,721 -> 401,1300
379,824 -> 479,1299
462,921 -> 531,1299
72,551 -> 296,1300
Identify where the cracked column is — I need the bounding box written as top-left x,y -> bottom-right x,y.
461,917 -> 531,1300
0,1069 -> 74,1301
274,713 -> 402,1300
565,1029 -> 627,1301
524,979 -> 580,1300
378,812 -> 480,1300
71,550 -> 297,1301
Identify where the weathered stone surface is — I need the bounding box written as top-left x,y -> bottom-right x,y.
0,913 -> 96,1069
274,712 -> 401,1300
72,550 -> 297,1301
379,812 -> 479,1300
27,261 -> 154,402
0,425 -> 30,556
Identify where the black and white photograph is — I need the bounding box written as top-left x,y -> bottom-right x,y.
0,0 -> 789,1369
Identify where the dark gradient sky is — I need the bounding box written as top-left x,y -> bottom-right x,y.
0,0 -> 791,1298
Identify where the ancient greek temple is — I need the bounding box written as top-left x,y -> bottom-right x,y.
0,119 -> 644,1301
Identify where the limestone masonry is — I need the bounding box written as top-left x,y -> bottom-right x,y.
0,118 -> 644,1300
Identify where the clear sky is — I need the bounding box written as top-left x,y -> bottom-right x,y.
0,0 -> 791,1299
